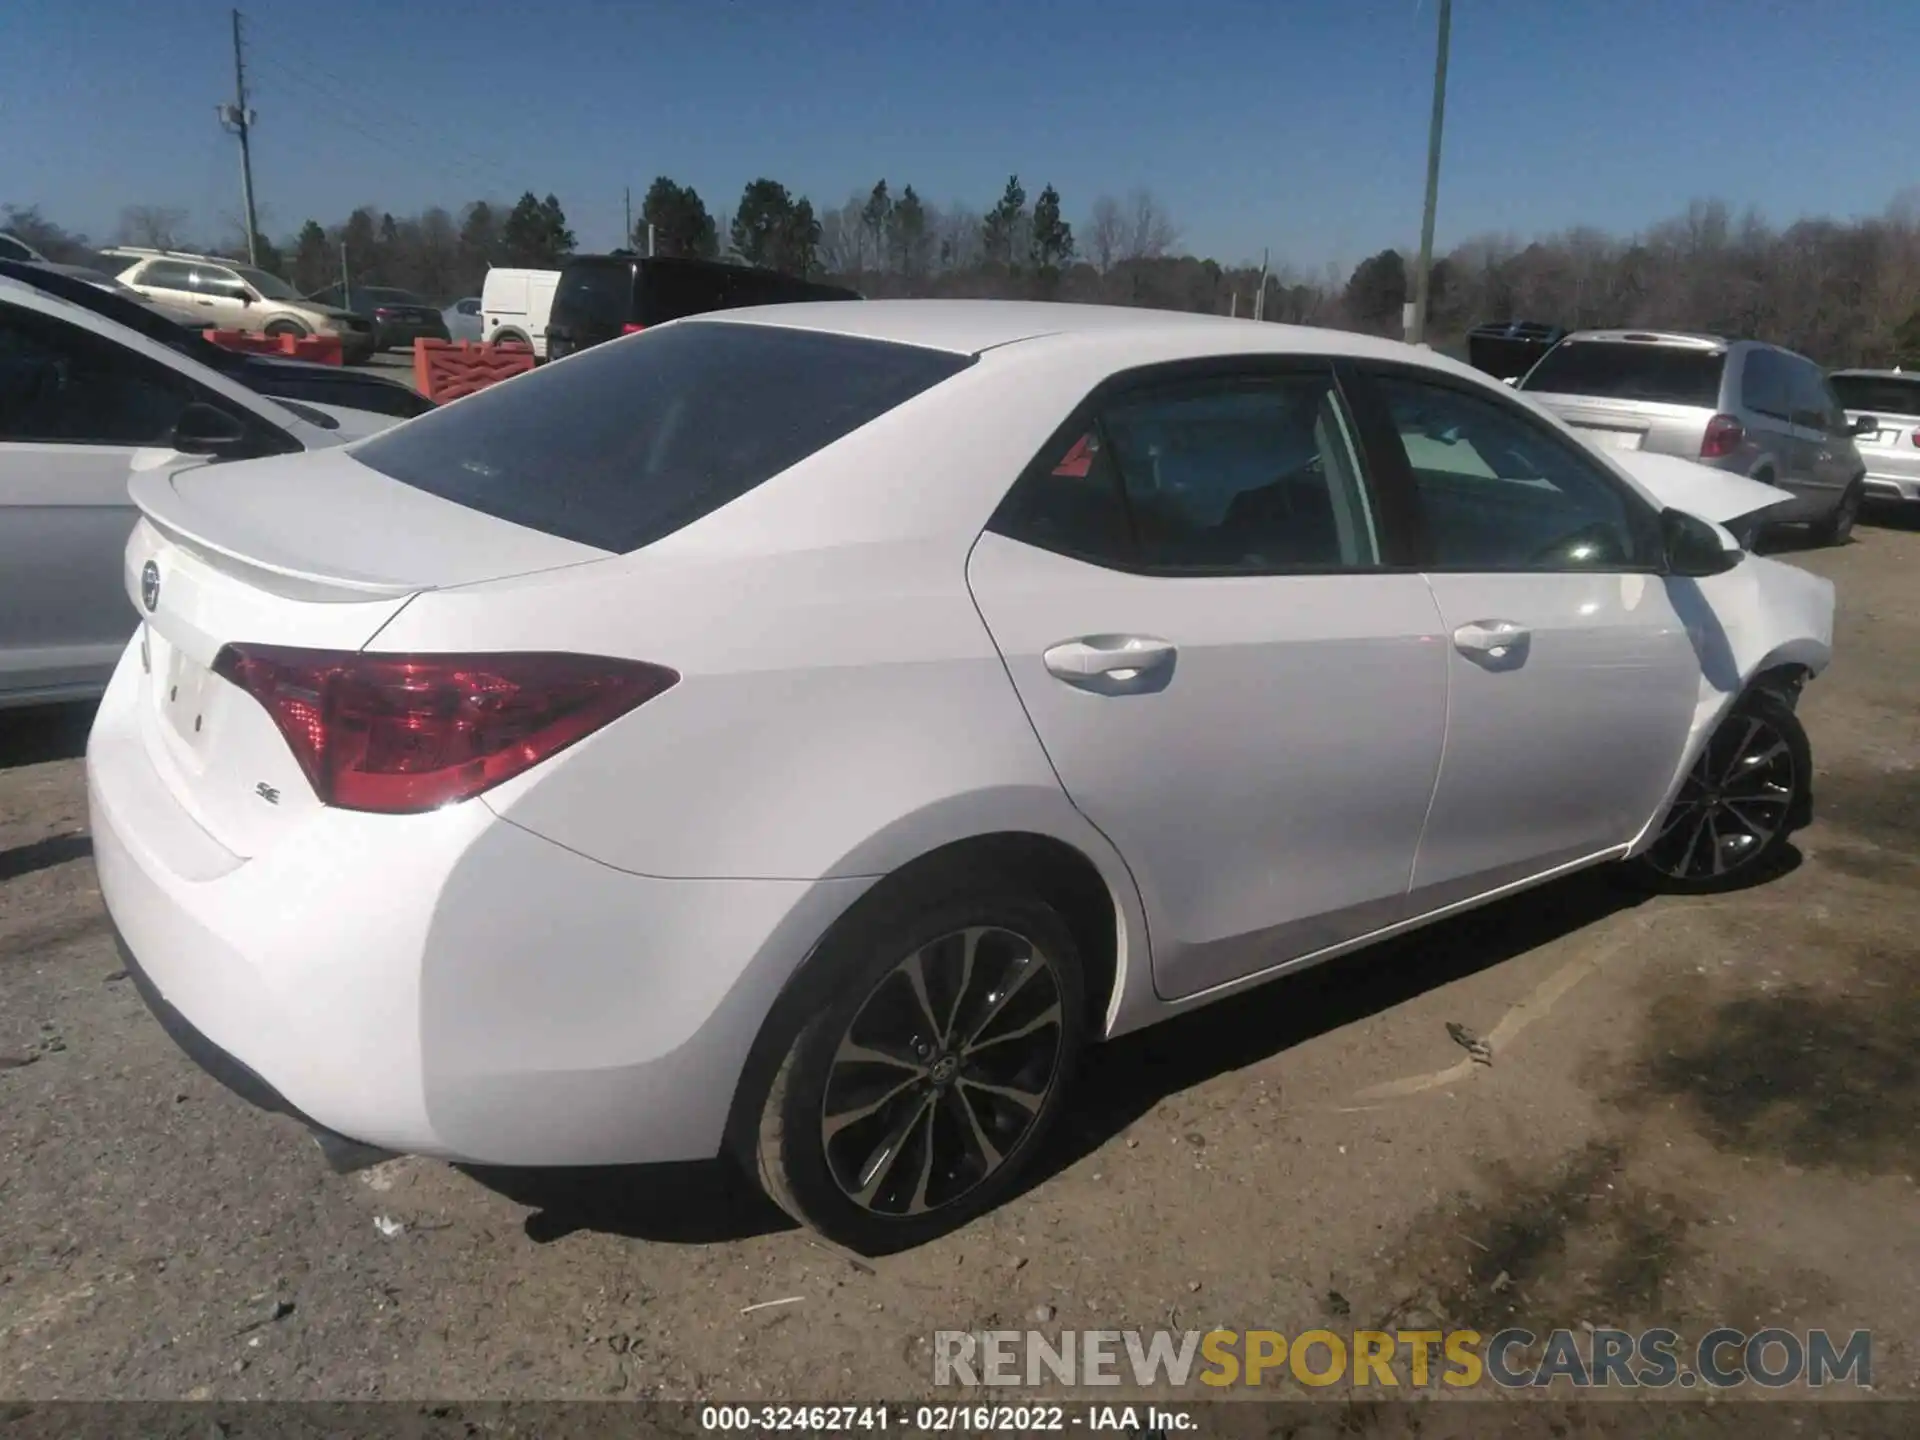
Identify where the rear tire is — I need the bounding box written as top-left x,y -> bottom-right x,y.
749,871 -> 1086,1254
1809,481 -> 1862,546
1627,689 -> 1810,894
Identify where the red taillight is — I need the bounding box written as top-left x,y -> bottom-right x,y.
620,323 -> 645,335
1700,413 -> 1744,459
211,646 -> 678,814
1911,428 -> 1920,448
374,307 -> 395,318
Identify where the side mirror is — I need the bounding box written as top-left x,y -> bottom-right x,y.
1849,413 -> 1878,436
1662,507 -> 1743,577
171,401 -> 253,458
238,291 -> 256,307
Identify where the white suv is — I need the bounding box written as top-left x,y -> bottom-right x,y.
102,248 -> 375,363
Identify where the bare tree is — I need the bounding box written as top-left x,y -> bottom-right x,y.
1121,189 -> 1178,262
1086,195 -> 1124,273
117,205 -> 189,250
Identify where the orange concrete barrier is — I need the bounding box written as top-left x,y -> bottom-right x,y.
412,339 -> 536,404
202,329 -> 343,365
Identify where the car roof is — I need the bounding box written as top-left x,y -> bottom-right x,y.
1560,328 -> 1733,349
686,298 -> 1485,371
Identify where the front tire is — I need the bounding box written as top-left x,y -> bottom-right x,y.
1809,481 -> 1862,546
1629,689 -> 1810,894
751,876 -> 1086,1254
263,319 -> 308,339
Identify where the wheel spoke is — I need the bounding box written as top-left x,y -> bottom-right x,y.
943,928 -> 984,1047
960,1076 -> 1047,1115
963,953 -> 1046,1049
948,1085 -> 1002,1172
832,1037 -> 927,1076
1655,798 -> 1701,840
965,998 -> 1062,1055
1725,737 -> 1789,782
823,1070 -> 924,1140
905,1104 -> 938,1215
1719,798 -> 1779,842
1718,717 -> 1765,782
899,949 -> 943,1039
1706,812 -> 1727,875
851,1093 -> 934,1208
1677,807 -> 1714,878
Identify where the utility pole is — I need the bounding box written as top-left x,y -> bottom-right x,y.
217,8 -> 261,266
624,187 -> 632,247
1408,0 -> 1451,347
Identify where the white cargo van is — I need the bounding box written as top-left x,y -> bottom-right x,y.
480,267 -> 561,359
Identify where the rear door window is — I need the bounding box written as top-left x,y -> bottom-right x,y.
553,261 -> 637,330
349,321 -> 972,552
1829,374 -> 1920,419
1740,349 -> 1790,421
1520,341 -> 1725,408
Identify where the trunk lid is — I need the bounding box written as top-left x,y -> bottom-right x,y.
123,451 -> 611,857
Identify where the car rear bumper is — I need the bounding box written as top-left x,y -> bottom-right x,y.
1861,470 -> 1920,502
86,641 -> 863,1167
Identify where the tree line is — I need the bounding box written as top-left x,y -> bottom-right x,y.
7,183 -> 1920,367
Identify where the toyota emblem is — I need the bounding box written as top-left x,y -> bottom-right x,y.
141,560 -> 160,613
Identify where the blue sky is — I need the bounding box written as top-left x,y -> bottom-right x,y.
4,0 -> 1917,272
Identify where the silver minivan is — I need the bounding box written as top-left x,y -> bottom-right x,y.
1518,330 -> 1871,545
1828,368 -> 1920,508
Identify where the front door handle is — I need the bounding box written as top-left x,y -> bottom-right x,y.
1452,619 -> 1530,664
1043,634 -> 1177,691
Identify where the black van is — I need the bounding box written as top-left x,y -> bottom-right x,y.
545,255 -> 861,360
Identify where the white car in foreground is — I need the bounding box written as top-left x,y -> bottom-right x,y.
87,302 -> 1834,1252
0,276 -> 400,709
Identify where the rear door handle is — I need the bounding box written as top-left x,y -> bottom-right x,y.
1452,619 -> 1530,663
1043,635 -> 1177,691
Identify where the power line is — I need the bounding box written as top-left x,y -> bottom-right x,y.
246,38 -> 523,200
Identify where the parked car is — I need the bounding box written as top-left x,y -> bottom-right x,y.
90,301 -> 1832,1252
0,232 -> 51,263
308,284 -> 450,352
0,259 -> 433,420
443,296 -> 483,342
102,247 -> 377,364
480,267 -> 561,358
1465,320 -> 1566,382
546,254 -> 860,361
1517,329 -> 1871,544
1827,368 -> 1920,507
0,276 -> 402,709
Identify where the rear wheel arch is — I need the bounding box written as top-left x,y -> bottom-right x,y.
720,830 -> 1123,1170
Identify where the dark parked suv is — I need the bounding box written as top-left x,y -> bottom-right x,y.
545,255 -> 860,361
308,284 -> 450,352
1518,330 -> 1872,545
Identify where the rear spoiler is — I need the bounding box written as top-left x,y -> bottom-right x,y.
128,468 -> 422,602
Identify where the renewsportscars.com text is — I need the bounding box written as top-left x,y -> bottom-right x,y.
932,1326 -> 1873,1390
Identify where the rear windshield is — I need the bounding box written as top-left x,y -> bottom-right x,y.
552,261 -> 635,330
1828,374 -> 1920,418
1520,341 -> 1725,407
349,321 -> 972,552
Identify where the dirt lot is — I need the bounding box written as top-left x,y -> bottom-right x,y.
1,513 -> 1916,1407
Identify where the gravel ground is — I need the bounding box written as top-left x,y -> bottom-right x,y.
1,511 -> 1916,1406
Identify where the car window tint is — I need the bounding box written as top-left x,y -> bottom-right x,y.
1098,374 -> 1378,571
350,321 -> 972,552
1740,350 -> 1789,420
992,425 -> 1136,564
0,303 -> 195,445
1519,341 -> 1725,407
190,266 -> 248,298
1785,360 -> 1830,430
138,260 -> 197,290
1373,374 -> 1656,571
1828,374 -> 1920,418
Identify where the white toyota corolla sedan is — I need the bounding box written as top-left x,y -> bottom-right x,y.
88,301 -> 1834,1252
